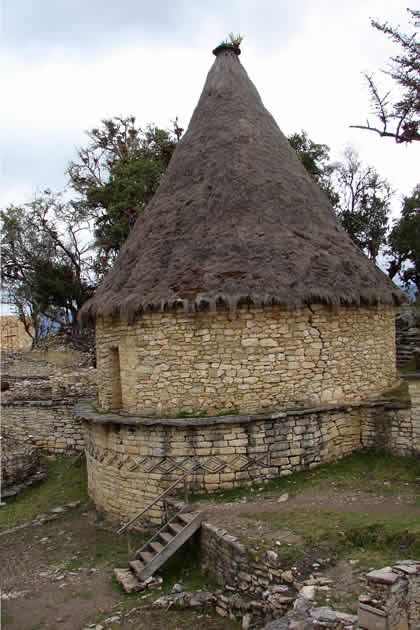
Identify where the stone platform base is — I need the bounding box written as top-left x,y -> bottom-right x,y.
75,393 -> 418,525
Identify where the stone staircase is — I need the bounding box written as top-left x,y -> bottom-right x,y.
114,483 -> 202,592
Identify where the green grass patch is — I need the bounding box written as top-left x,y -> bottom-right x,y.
64,526 -> 148,572
399,359 -> 418,374
190,449 -> 420,504
379,379 -> 410,403
239,508 -> 420,569
0,455 -> 89,530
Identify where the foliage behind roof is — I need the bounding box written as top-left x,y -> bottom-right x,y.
81,45 -> 405,322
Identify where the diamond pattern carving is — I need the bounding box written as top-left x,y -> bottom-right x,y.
227,454 -> 249,471
255,454 -> 270,467
178,458 -> 199,473
126,456 -> 141,471
156,458 -> 179,474
87,446 -> 265,478
201,456 -> 225,473
137,456 -> 156,473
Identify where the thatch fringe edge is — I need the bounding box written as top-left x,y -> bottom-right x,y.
79,288 -> 405,325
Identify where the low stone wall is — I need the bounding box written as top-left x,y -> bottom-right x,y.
1,350 -> 97,453
2,400 -> 86,453
396,308 -> 420,366
0,315 -> 33,351
359,562 -> 420,630
200,523 -> 419,630
78,394 -> 419,525
1,436 -> 42,498
406,376 -> 420,454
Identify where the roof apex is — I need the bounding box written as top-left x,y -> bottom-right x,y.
80,47 -> 405,323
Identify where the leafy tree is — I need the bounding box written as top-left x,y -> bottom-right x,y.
334,148 -> 393,262
351,8 -> 420,143
68,116 -> 180,270
387,184 -> 420,298
288,130 -> 339,207
1,190 -> 94,342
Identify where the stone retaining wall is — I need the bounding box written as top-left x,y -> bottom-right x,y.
2,400 -> 86,453
0,315 -> 33,351
359,562 -> 420,630
200,523 -> 419,629
78,395 -> 419,525
1,437 -> 42,497
396,308 -> 420,366
1,351 -> 97,453
95,304 -> 397,416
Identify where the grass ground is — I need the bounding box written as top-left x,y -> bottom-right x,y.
192,449 -> 420,576
0,455 -> 89,531
1,450 -> 419,627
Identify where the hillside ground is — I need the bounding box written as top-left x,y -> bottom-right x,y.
0,451 -> 419,630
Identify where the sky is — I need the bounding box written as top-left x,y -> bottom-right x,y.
1,0 -> 418,215
0,1 -> 418,314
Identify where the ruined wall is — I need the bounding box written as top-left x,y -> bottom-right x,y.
79,395 -> 418,525
396,308 -> 420,366
361,376 -> 420,456
200,523 -> 419,630
359,562 -> 420,630
2,400 -> 86,452
0,316 -> 33,351
95,304 -> 397,417
1,436 -> 42,497
1,352 -> 97,453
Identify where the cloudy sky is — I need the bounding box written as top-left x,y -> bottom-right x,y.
1,0 -> 418,217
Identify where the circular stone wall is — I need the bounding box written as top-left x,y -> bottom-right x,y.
95,304 -> 397,416
78,401 -> 376,524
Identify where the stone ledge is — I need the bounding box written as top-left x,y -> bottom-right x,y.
402,372 -> 420,380
74,398 -> 409,428
2,396 -> 93,408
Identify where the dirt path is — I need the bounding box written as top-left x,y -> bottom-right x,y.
1,484 -> 418,629
0,507 -> 237,630
1,509 -> 122,630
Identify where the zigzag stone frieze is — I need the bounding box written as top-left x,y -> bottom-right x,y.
85,441 -> 271,476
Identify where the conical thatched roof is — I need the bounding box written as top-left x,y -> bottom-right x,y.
81,44 -> 405,322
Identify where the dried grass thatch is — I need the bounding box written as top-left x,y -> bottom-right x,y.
81,46 -> 405,323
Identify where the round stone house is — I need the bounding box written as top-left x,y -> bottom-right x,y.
79,43 -> 404,523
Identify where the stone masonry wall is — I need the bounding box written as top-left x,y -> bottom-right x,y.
0,315 -> 33,351
1,437 -> 41,494
78,395 -> 419,525
406,376 -> 420,455
200,523 -> 418,630
396,308 -> 420,366
1,353 -> 97,453
95,304 -> 397,416
359,562 -> 420,630
2,401 -> 86,453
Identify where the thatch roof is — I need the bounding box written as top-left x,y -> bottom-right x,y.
81,45 -> 405,322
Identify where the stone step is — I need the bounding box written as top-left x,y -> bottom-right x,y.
114,568 -> 142,593
139,550 -> 155,564
168,522 -> 183,535
150,541 -> 164,554
159,531 -> 174,544
128,559 -> 145,579
132,511 -> 202,581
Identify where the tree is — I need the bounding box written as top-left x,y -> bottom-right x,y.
288,130 -> 339,207
387,184 -> 420,298
334,148 -> 392,262
68,116 -> 180,270
351,8 -> 420,143
1,190 -> 95,342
